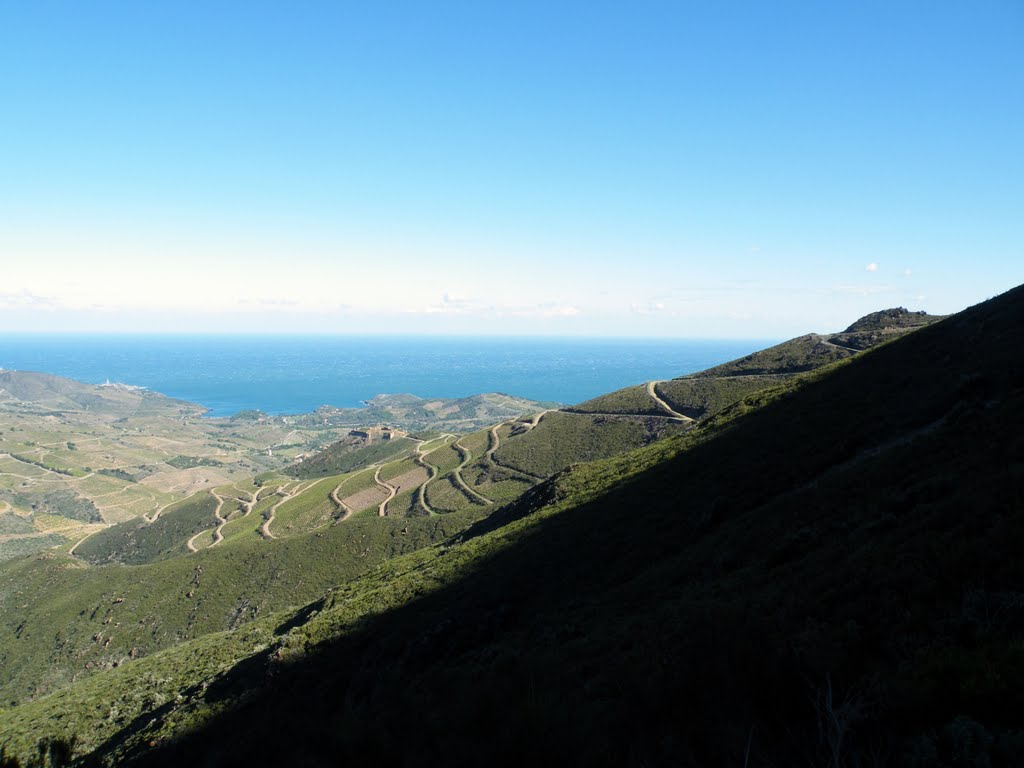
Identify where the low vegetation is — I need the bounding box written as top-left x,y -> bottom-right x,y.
0,296 -> 1008,765
492,411 -> 686,478
0,506 -> 487,712
286,437 -> 417,478
73,493 -> 219,565
656,374 -> 790,419
567,383 -> 664,416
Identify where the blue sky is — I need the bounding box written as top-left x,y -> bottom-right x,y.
0,1 -> 1021,336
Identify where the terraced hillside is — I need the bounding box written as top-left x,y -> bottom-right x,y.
1,286 -> 1017,767
0,423 -> 535,709
0,373 -> 353,561
0,498 -> 486,709
0,373 -> 554,562
0,389 -> 693,714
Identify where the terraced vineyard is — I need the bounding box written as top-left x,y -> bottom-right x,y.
0,372 -> 556,562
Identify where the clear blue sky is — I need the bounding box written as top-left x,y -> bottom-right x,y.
1,1 -> 1021,336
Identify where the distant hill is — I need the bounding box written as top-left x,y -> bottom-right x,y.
842,306 -> 941,332
289,391 -> 560,432
0,370 -> 200,416
692,308 -> 943,378
572,308 -> 944,421
287,435 -> 420,479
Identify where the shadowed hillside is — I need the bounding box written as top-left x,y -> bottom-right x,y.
1,286 -> 1019,766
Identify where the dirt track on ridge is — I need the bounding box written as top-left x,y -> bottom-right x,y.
646,381 -> 694,422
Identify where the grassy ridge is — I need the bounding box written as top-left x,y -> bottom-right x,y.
286,437 -> 417,479
566,383 -> 663,416
271,474 -> 347,536
457,428 -> 490,459
424,476 -> 476,512
217,492 -> 274,544
0,506 -> 487,712
492,411 -> 687,478
74,493 -> 219,565
656,374 -> 790,419
378,456 -> 419,482
423,443 -> 461,475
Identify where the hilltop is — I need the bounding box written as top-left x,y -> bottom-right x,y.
843,306 -> 941,332
570,307 -> 943,421
0,370 -> 203,418
691,307 -> 943,378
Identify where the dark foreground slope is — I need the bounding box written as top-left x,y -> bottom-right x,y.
6,288 -> 1023,766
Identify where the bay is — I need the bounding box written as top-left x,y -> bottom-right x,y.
0,335 -> 773,417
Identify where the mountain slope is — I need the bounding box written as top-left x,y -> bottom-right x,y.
571,308 -> 943,422
1,287 -> 1019,765
692,307 -> 943,378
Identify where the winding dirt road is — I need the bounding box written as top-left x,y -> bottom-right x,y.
484,423 -> 505,462
67,524 -> 112,557
260,482 -> 313,540
373,466 -> 398,517
646,381 -> 694,422
451,438 -> 494,505
143,499 -> 179,524
820,337 -> 861,354
186,490 -> 228,552
232,485 -> 259,518
208,491 -> 230,547
411,435 -> 455,516
329,482 -> 354,522
526,409 -> 555,429
482,421 -> 546,482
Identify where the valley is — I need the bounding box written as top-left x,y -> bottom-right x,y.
0,374 -> 554,562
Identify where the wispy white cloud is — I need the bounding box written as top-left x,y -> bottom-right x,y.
865,262 -> 879,272
629,301 -> 666,315
0,290 -> 59,311
441,292 -> 470,307
256,298 -> 300,307
902,268 -> 913,278
532,303 -> 580,318
414,294 -> 580,319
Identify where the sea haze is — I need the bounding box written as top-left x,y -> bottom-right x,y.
0,335 -> 773,417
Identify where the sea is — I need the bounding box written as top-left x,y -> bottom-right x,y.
0,335 -> 773,417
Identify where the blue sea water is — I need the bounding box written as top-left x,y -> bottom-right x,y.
0,335 -> 773,417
